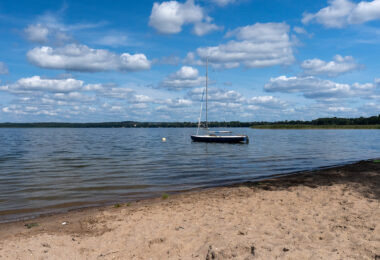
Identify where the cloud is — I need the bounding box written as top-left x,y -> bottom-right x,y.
35,11 -> 104,32
24,24 -> 50,43
193,21 -> 222,36
129,103 -> 148,109
183,52 -> 204,66
293,26 -> 307,34
2,105 -> 33,115
185,87 -> 291,121
100,87 -> 135,99
1,75 -> 155,105
120,53 -> 151,71
301,55 -> 361,77
158,55 -> 181,65
82,83 -> 106,91
0,73 -> 175,121
188,22 -> 294,68
132,94 -> 154,103
264,75 -> 377,100
0,73 -> 312,122
23,11 -> 107,44
52,92 -> 95,102
1,103 -> 90,117
186,87 -> 244,103
327,106 -> 357,112
362,102 -> 380,111
161,66 -> 205,90
155,98 -> 194,114
302,0 -> 380,28
92,85 -> 157,105
96,36 -> 127,47
27,44 -> 151,72
248,96 -> 287,109
96,32 -> 129,47
149,0 -> 220,36
351,0 -> 380,24
209,0 -> 237,7
0,76 -> 84,93
0,62 -> 9,74
291,103 -> 364,119
166,98 -> 193,107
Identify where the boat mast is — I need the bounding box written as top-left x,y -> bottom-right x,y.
205,57 -> 208,130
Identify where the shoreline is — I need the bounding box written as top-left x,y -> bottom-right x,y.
251,125 -> 380,129
0,158 -> 373,224
0,159 -> 379,259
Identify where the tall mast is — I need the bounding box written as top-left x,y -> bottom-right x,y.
205,57 -> 208,130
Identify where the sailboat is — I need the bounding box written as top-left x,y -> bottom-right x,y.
190,59 -> 249,144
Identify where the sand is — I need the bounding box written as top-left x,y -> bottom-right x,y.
0,160 -> 379,259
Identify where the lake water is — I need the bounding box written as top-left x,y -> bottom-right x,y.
0,128 -> 379,222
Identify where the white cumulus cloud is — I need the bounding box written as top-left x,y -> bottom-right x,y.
248,96 -> 287,109
119,53 -> 151,71
100,87 -> 135,99
264,75 -> 377,100
149,0 -> 220,36
301,55 -> 361,77
52,92 -> 95,102
187,87 -> 244,103
302,0 -> 380,28
27,44 -> 151,72
327,106 -> 356,112
188,22 -> 294,68
161,66 -> 205,90
166,98 -> 193,107
24,24 -> 50,43
193,21 -> 222,36
0,76 -> 84,93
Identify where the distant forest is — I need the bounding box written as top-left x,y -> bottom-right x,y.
0,114 -> 379,128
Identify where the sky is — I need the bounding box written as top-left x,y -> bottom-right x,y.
0,0 -> 379,122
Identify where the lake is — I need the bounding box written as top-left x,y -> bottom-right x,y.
0,128 -> 379,222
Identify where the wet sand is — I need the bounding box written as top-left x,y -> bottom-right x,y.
0,160 -> 379,259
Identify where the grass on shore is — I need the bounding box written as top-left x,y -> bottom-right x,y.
250,125 -> 380,129
24,223 -> 39,229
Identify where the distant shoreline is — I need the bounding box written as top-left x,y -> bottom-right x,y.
0,115 -> 379,128
251,124 -> 380,129
1,124 -> 379,129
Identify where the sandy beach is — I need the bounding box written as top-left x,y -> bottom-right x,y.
0,160 -> 379,259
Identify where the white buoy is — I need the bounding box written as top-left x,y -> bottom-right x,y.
162,137 -> 166,142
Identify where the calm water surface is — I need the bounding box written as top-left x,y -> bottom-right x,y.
0,128 -> 379,222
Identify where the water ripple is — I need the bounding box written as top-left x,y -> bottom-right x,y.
0,128 -> 379,222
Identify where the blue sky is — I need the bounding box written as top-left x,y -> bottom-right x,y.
0,0 -> 379,122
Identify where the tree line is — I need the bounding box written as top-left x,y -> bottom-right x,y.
0,115 -> 379,128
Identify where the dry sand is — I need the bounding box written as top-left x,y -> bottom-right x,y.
0,160 -> 379,259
